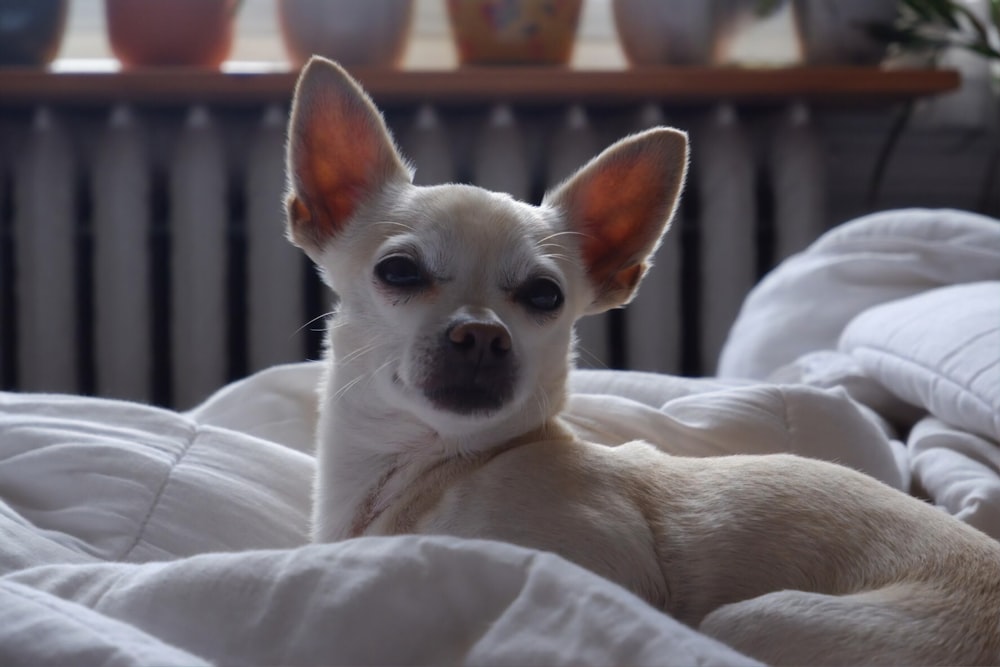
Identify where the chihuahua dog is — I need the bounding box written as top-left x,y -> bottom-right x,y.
285,57 -> 1000,665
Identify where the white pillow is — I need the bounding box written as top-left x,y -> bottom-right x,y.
908,417 -> 1000,540
840,281 -> 1000,442
566,383 -> 907,491
719,209 -> 1000,379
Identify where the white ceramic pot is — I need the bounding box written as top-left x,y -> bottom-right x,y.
792,0 -> 899,65
612,0 -> 759,66
446,0 -> 583,66
277,0 -> 414,68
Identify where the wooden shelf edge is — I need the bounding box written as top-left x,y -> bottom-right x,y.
0,66 -> 961,108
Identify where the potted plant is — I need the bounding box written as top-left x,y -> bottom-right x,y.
613,0 -> 760,66
865,0 -> 999,209
278,0 -> 414,68
446,0 -> 583,66
868,0 -> 999,65
754,0 -> 901,65
0,0 -> 68,67
105,0 -> 243,69
791,0 -> 900,65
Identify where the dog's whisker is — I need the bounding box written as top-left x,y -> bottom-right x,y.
574,345 -> 610,371
292,311 -> 336,338
369,358 -> 398,380
532,388 -> 550,428
331,373 -> 368,402
355,358 -> 398,396
538,252 -> 579,266
335,340 -> 387,366
330,355 -> 395,402
536,230 -> 585,246
535,244 -> 570,255
374,220 -> 418,233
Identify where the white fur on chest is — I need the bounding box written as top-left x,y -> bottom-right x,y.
311,386 -> 443,541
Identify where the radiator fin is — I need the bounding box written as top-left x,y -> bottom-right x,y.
93,105 -> 152,402
170,107 -> 228,409
16,108 -> 78,393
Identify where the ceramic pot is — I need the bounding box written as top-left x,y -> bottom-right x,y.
792,0 -> 899,66
446,0 -> 583,66
612,0 -> 759,66
105,0 -> 238,68
0,0 -> 68,67
278,0 -> 414,68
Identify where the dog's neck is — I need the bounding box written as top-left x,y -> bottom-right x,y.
312,343 -> 569,542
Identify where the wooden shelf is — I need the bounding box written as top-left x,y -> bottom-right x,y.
0,66 -> 961,109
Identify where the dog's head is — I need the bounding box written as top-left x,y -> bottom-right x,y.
286,58 -> 687,446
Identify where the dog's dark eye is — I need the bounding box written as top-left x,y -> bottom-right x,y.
375,255 -> 427,289
517,277 -> 564,313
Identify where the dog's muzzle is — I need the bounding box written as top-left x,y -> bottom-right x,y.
421,316 -> 517,415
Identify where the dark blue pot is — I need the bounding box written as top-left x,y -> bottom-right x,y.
0,0 -> 69,66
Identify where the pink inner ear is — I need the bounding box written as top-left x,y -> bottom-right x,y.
297,107 -> 383,241
576,155 -> 669,285
288,60 -> 409,247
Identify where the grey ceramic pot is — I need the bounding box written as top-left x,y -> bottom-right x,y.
612,0 -> 759,66
792,0 -> 899,65
277,0 -> 414,68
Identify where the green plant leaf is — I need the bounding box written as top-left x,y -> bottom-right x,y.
876,0 -> 1000,63
913,0 -> 962,28
949,2 -> 993,47
905,0 -> 938,24
754,0 -> 786,18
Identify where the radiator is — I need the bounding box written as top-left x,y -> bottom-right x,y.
0,100 -> 827,408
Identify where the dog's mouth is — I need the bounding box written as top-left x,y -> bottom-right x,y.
416,359 -> 518,417
423,384 -> 511,415
392,371 -> 511,416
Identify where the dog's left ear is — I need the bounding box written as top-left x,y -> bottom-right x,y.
285,57 -> 412,255
543,128 -> 688,314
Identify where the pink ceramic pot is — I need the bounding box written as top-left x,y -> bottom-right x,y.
106,0 -> 238,69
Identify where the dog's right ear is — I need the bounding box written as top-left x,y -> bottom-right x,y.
285,57 -> 412,254
543,128 -> 688,314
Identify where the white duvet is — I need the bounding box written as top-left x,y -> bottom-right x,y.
2,208 -> 998,666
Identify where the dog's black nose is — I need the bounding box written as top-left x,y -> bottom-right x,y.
447,320 -> 512,358
427,315 -> 517,414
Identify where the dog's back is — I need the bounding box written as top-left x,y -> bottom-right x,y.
379,434 -> 1000,665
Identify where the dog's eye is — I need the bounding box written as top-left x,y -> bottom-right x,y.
375,255 -> 427,289
517,277 -> 564,313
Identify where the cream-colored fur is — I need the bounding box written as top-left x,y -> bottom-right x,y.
285,57 -> 1000,666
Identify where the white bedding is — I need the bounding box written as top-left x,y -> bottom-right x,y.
2,208 -> 998,665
